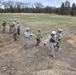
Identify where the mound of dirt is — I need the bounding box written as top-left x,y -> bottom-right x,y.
67,34 -> 76,47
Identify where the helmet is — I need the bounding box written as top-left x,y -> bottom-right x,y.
58,29 -> 62,32
17,21 -> 19,23
51,31 -> 56,36
15,19 -> 17,21
51,31 -> 56,35
10,19 -> 12,22
26,28 -> 30,31
38,29 -> 41,32
58,29 -> 62,33
3,19 -> 5,21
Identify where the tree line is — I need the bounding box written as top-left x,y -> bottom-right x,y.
0,0 -> 76,16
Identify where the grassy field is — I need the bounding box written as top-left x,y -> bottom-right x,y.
0,13 -> 76,75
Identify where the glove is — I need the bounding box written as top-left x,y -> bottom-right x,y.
44,43 -> 46,46
30,34 -> 33,37
41,36 -> 42,38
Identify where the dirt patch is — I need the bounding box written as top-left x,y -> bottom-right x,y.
67,33 -> 76,47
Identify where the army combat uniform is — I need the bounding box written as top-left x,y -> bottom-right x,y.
56,29 -> 62,51
9,20 -> 13,33
2,20 -> 7,33
13,25 -> 17,41
13,19 -> 17,41
36,29 -> 42,46
24,28 -> 33,48
44,31 -> 57,58
17,21 -> 21,35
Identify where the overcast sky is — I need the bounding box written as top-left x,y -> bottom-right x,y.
6,0 -> 76,7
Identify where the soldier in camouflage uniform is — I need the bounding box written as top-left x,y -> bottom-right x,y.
44,31 -> 57,58
36,29 -> 42,46
16,21 -> 21,35
13,19 -> 17,41
9,19 -> 13,33
2,19 -> 7,33
24,28 -> 33,48
56,29 -> 62,51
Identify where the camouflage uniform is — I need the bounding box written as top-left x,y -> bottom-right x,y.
56,29 -> 62,51
2,20 -> 7,33
9,20 -> 13,33
24,28 -> 33,48
44,31 -> 57,58
36,29 -> 42,46
13,25 -> 17,41
12,19 -> 17,33
13,19 -> 17,41
17,21 -> 21,35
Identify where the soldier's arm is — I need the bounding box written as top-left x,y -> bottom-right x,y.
44,35 -> 51,45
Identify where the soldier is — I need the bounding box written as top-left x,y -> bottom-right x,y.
17,21 -> 21,35
24,28 -> 33,48
2,19 -> 7,33
14,19 -> 17,24
44,31 -> 57,58
9,19 -> 13,33
12,19 -> 17,33
36,29 -> 42,46
13,19 -> 17,41
56,29 -> 62,51
13,25 -> 17,41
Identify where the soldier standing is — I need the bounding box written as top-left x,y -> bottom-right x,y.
44,31 -> 57,58
17,21 -> 21,35
12,19 -> 17,33
36,29 -> 42,46
56,29 -> 62,51
13,19 -> 17,41
24,28 -> 33,48
2,19 -> 7,33
9,19 -> 13,33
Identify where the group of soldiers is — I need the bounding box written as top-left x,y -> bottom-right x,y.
1,19 -> 21,41
1,19 -> 62,58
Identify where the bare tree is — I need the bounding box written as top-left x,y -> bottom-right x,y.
0,0 -> 3,7
34,2 -> 44,8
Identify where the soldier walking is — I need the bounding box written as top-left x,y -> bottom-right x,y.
2,19 -> 7,33
36,29 -> 42,46
17,21 -> 21,35
44,31 -> 57,58
56,29 -> 62,51
24,28 -> 33,48
9,19 -> 13,33
13,19 -> 17,41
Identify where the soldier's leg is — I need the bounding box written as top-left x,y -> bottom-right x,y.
3,26 -> 6,33
50,43 -> 55,58
56,42 -> 60,51
14,33 -> 17,41
26,38 -> 30,48
36,39 -> 40,46
36,38 -> 38,46
18,29 -> 20,35
9,27 -> 11,33
2,26 -> 4,33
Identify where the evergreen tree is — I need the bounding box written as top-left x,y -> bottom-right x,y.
71,3 -> 76,16
60,2 -> 65,15
64,0 -> 70,15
